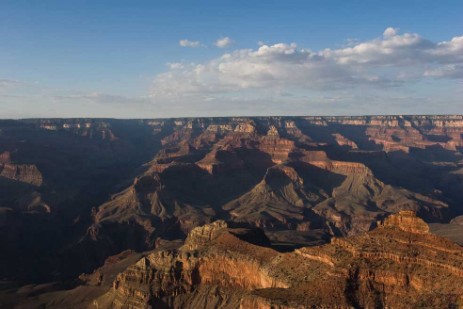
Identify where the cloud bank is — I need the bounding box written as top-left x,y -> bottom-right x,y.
156,28 -> 463,101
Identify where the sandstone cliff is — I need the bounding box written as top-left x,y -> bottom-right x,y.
83,212 -> 463,309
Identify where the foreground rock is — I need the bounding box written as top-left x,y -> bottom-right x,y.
85,212 -> 463,308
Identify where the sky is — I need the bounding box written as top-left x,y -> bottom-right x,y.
0,0 -> 462,118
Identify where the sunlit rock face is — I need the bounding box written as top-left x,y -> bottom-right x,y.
89,213 -> 463,309
380,210 -> 430,234
0,162 -> 42,186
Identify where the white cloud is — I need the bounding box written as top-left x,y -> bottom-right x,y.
383,27 -> 398,38
215,37 -> 233,48
152,28 -> 463,101
179,39 -> 202,48
167,62 -> 184,70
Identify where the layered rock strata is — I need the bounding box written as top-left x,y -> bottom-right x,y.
88,212 -> 463,309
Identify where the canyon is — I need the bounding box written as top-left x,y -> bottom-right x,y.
1,115 -> 463,308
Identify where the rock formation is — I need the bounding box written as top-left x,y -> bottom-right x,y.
78,213 -> 463,308
88,115 -> 460,255
380,210 -> 430,233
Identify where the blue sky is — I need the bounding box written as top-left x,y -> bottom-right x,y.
0,0 -> 462,118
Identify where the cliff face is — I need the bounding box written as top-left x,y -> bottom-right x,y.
39,119 -> 118,141
0,162 -> 43,186
86,212 -> 463,309
380,209 -> 430,233
0,150 -> 47,214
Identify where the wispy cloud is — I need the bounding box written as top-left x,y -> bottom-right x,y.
0,79 -> 24,92
215,36 -> 233,48
49,92 -> 152,106
179,39 -> 203,48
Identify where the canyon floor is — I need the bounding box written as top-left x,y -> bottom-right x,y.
1,115 -> 463,308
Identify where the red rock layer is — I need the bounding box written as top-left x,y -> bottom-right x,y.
90,213 -> 463,308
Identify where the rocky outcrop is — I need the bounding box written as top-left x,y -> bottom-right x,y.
39,119 -> 119,141
92,223 -> 288,309
87,213 -> 463,308
451,215 -> 463,225
184,220 -> 228,250
0,163 -> 43,186
234,121 -> 256,133
258,136 -> 294,164
332,133 -> 358,149
380,210 -> 430,234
